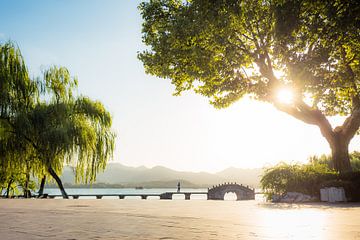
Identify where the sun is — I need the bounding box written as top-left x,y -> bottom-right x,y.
277,88 -> 294,104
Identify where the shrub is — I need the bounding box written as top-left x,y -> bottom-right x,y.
261,162 -> 360,201
261,162 -> 337,200
337,172 -> 360,201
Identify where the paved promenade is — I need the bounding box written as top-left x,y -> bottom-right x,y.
0,199 -> 360,239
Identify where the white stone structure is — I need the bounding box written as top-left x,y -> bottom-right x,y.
320,187 -> 347,203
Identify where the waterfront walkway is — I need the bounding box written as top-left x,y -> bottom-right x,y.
44,191 -> 208,200
44,183 -> 255,200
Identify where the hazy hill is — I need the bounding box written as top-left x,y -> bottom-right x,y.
216,167 -> 263,187
59,163 -> 263,188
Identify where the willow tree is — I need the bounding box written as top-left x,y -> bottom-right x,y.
139,0 -> 360,173
0,42 -> 115,198
28,67 -> 115,198
0,129 -> 39,198
0,134 -> 29,198
0,42 -> 41,197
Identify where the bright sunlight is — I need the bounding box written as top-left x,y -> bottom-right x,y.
277,88 -> 294,104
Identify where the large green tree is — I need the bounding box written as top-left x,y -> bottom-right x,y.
0,42 -> 115,198
27,67 -> 115,198
0,135 -> 36,198
0,42 -> 41,197
139,0 -> 360,173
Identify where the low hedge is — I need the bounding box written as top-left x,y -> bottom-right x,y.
261,162 -> 360,201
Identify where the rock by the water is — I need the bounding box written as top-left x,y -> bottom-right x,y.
279,192 -> 316,203
271,194 -> 281,202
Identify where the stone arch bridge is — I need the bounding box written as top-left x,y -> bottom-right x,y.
208,183 -> 255,200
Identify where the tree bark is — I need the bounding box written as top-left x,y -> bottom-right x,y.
6,179 -> 13,198
38,175 -> 46,197
24,172 -> 31,198
275,101 -> 354,173
257,47 -> 358,173
48,166 -> 68,199
330,133 -> 352,173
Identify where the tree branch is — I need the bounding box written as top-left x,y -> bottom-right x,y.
340,46 -> 360,109
3,118 -> 40,151
274,100 -> 335,144
342,107 -> 360,142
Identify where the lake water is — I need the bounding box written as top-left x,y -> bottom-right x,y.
43,188 -> 263,200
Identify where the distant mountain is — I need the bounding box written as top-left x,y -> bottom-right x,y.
215,167 -> 263,187
59,163 -> 263,188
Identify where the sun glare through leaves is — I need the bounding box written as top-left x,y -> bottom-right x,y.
277,88 -> 294,105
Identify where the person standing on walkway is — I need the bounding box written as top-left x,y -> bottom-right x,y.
177,182 -> 181,193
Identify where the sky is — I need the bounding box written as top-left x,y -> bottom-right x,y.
1,0 -> 359,172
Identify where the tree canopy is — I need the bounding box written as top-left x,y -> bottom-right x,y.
139,0 -> 360,172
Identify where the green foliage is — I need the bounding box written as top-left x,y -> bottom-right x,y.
0,42 -> 38,115
309,152 -> 360,171
261,161 -> 360,201
0,41 -> 115,197
43,66 -> 78,103
260,162 -> 337,199
334,172 -> 360,201
139,0 -> 360,112
139,0 -> 360,172
349,152 -> 360,171
0,155 -> 37,198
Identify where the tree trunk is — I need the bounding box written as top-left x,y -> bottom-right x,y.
48,166 -> 68,199
330,135 -> 352,173
38,175 -> 46,197
24,172 -> 30,198
6,179 -> 13,198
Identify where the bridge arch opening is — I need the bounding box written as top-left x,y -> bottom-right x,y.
208,183 -> 255,200
224,192 -> 237,201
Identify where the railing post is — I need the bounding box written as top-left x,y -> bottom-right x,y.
160,192 -> 172,200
